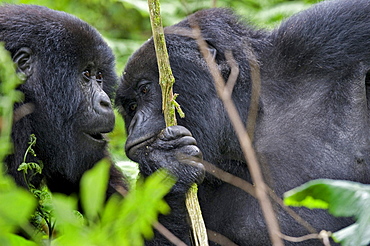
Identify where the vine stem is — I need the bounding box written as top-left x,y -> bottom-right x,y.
147,1 -> 208,245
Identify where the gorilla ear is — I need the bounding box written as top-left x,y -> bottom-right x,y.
13,47 -> 34,77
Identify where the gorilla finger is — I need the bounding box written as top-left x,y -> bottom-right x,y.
174,157 -> 205,185
177,145 -> 203,159
158,125 -> 193,141
153,136 -> 197,149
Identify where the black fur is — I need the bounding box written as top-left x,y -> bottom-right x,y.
116,0 -> 370,245
1,5 -> 126,196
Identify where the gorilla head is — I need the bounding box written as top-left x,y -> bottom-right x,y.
1,5 -> 123,195
116,0 -> 370,245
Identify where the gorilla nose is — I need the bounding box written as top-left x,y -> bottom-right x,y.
94,92 -> 113,116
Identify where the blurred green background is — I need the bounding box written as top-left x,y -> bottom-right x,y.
0,0 -> 321,164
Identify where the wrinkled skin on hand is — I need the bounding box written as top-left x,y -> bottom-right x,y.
128,125 -> 205,192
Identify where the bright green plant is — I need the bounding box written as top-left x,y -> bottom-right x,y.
17,133 -> 53,240
0,43 -> 23,162
285,179 -> 370,246
52,161 -> 175,246
18,134 -> 43,187
0,43 -> 39,246
0,174 -> 38,246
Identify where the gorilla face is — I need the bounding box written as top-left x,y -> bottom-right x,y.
1,4 -> 118,194
116,33 -> 232,165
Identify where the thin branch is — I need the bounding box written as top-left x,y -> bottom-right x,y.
153,222 -> 188,246
207,229 -> 239,246
181,156 -> 317,235
243,44 -> 261,142
224,51 -> 239,98
266,189 -> 317,234
278,230 -> 331,246
200,158 -> 256,198
277,233 -> 320,243
13,103 -> 34,123
147,1 -> 208,245
148,0 -> 177,127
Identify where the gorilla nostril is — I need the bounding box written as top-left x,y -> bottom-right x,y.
100,99 -> 111,109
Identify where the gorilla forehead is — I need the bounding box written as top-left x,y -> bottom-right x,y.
123,38 -> 157,85
63,16 -> 115,66
0,4 -> 114,66
122,35 -> 207,91
122,8 -> 264,89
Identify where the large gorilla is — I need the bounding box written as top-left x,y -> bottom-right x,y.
1,5 -> 203,245
116,0 -> 370,245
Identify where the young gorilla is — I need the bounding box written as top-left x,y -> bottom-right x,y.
116,0 -> 370,245
1,4 -> 124,196
1,5 -> 203,245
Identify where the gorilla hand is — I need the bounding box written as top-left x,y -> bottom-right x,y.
127,125 -> 204,190
127,125 -> 204,244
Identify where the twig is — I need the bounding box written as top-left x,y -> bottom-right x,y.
242,45 -> 261,142
207,229 -> 239,246
200,158 -> 256,198
182,156 -> 317,236
278,230 -> 331,246
153,222 -> 188,246
13,103 -> 34,123
148,0 -> 177,127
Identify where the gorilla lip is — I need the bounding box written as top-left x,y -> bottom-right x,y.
83,132 -> 106,144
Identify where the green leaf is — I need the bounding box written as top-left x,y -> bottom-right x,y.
51,193 -> 80,226
80,159 -> 110,221
284,179 -> 370,246
0,233 -> 38,246
284,179 -> 370,216
0,185 -> 36,233
99,169 -> 175,245
334,211 -> 370,246
123,170 -> 174,240
51,193 -> 85,246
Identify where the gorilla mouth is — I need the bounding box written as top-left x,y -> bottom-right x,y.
84,132 -> 106,143
83,124 -> 114,145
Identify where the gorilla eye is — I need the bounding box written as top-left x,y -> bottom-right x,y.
96,72 -> 103,82
139,84 -> 149,94
128,102 -> 137,112
82,70 -> 91,81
